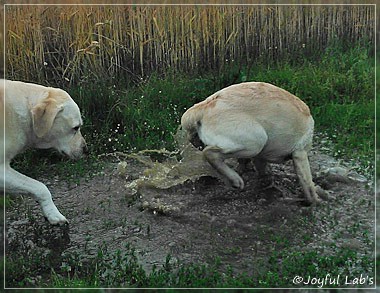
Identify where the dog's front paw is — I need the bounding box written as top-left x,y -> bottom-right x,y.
45,212 -> 68,225
230,174 -> 244,190
42,206 -> 68,225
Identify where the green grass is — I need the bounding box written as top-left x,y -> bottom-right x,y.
44,243 -> 372,288
12,43 -> 374,177
11,150 -> 105,186
52,42 -> 374,177
6,43 -> 375,288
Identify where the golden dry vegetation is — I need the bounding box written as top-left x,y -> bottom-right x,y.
4,4 -> 375,84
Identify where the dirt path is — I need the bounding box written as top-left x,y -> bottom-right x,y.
4,145 -> 375,287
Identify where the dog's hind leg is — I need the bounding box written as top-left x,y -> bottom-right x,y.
253,158 -> 274,188
253,158 -> 268,176
237,158 -> 251,174
292,150 -> 321,205
2,165 -> 68,224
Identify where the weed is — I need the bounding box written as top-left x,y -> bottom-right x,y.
9,44 -> 374,183
65,44 -> 374,179
4,43 -> 375,289
44,241 -> 374,288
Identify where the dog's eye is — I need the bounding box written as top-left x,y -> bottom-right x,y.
73,126 -> 80,132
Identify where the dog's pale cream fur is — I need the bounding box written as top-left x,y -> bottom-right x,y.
181,82 -> 320,204
1,80 -> 87,224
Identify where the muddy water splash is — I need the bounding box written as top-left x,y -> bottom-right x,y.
125,128 -> 221,191
122,128 -> 234,214
121,128 -> 370,215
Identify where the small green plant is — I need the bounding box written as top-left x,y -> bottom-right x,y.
5,42 -> 375,289
45,242 -> 374,288
10,43 -> 374,182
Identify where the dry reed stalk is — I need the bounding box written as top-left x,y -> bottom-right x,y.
4,5 -> 375,85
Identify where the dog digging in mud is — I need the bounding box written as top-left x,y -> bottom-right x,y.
181,82 -> 321,205
1,80 -> 87,224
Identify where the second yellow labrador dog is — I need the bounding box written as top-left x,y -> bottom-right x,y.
181,82 -> 320,204
1,79 -> 87,224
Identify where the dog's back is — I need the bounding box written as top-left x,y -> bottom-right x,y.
181,82 -> 314,156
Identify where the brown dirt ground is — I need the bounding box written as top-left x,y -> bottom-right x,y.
3,145 -> 376,287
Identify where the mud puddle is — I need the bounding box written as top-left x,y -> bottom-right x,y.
4,137 -> 375,287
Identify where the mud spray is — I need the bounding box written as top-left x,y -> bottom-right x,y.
116,127 -> 241,214
114,127 -> 367,215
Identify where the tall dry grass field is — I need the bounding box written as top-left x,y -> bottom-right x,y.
5,4 -> 374,85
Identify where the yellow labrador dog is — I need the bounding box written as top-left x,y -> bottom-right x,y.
1,79 -> 87,224
181,82 -> 320,205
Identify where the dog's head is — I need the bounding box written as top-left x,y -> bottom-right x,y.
31,88 -> 87,160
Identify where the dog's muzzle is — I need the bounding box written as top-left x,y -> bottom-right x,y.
189,133 -> 205,151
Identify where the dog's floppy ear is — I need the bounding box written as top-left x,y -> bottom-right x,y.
31,92 -> 63,138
